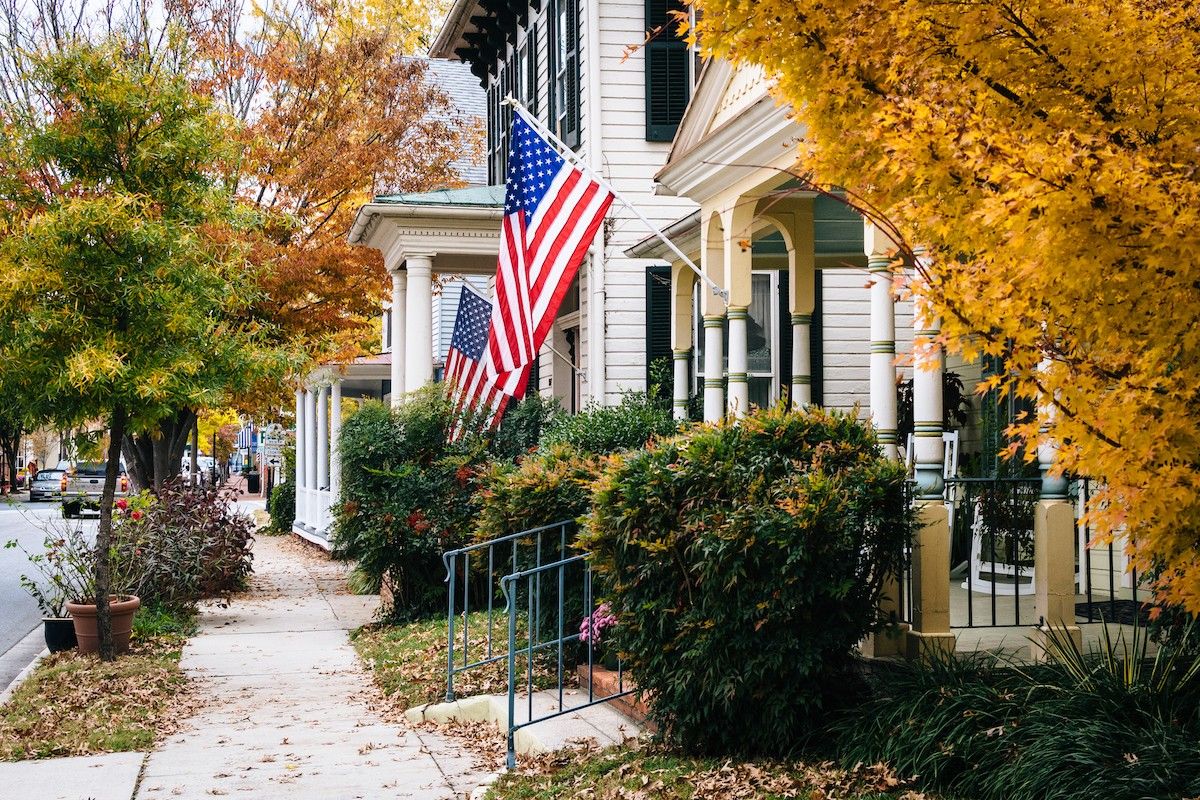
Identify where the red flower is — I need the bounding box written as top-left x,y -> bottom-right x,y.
116,498 -> 128,511
130,509 -> 143,521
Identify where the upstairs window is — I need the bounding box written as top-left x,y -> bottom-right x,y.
551,0 -> 581,149
644,0 -> 690,141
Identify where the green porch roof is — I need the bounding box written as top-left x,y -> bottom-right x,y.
373,185 -> 505,207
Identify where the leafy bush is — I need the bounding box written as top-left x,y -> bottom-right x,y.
113,484 -> 255,610
331,389 -> 489,617
839,625 -> 1200,800
539,391 -> 677,454
582,404 -> 913,755
267,444 -> 296,533
488,393 -> 562,462
475,444 -> 602,542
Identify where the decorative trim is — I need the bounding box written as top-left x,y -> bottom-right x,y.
727,372 -> 748,383
870,341 -> 896,353
727,306 -> 749,321
790,313 -> 812,326
672,349 -> 692,359
703,377 -> 725,388
791,376 -> 812,385
702,314 -> 725,327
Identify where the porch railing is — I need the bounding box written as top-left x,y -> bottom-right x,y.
500,555 -> 633,769
443,520 -> 577,702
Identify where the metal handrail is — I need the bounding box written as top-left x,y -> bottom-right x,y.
443,520 -> 577,702
500,554 -> 633,769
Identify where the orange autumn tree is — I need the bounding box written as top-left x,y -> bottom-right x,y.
687,2 -> 1200,611
175,0 -> 473,363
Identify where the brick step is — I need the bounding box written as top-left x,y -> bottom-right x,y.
575,665 -> 654,727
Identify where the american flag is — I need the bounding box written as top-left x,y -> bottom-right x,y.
444,284 -> 507,424
485,112 -> 614,396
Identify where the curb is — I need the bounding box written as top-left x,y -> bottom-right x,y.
0,627 -> 49,706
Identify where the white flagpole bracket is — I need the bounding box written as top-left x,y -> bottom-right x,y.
501,96 -> 730,306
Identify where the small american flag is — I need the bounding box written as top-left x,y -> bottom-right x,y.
445,284 -> 506,424
486,112 -> 614,397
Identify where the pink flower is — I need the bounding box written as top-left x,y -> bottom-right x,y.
579,603 -> 618,645
116,498 -> 128,511
130,510 -> 143,521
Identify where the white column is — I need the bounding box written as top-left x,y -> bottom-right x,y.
316,385 -> 329,491
303,388 -> 317,524
867,225 -> 898,461
791,314 -> 812,407
330,379 -> 342,501
672,349 -> 690,421
702,314 -> 724,422
913,291 -> 945,499
404,255 -> 434,391
726,306 -> 749,417
390,269 -> 407,406
293,389 -> 304,528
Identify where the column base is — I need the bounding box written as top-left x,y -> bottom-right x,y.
904,629 -> 956,662
1029,624 -> 1082,663
860,623 -> 910,659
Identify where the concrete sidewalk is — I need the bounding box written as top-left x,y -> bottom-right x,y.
132,535 -> 496,799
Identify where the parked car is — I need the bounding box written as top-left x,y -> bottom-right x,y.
29,469 -> 66,501
61,462 -> 129,518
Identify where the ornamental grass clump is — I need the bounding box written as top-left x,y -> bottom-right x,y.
582,404 -> 914,755
839,624 -> 1200,800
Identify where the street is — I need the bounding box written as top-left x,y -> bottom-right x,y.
0,498 -> 97,689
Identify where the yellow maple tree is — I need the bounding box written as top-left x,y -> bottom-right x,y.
688,2 -> 1200,610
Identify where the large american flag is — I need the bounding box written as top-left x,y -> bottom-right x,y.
485,112 -> 614,396
444,284 -> 507,424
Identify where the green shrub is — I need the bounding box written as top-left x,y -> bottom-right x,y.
266,445 -> 296,533
331,389 -> 490,617
539,391 -> 677,454
489,393 -> 562,462
839,625 -> 1200,800
475,444 -> 603,542
582,404 -> 913,755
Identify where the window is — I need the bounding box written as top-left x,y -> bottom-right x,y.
644,265 -> 673,390
551,0 -> 580,148
644,0 -> 690,141
487,30 -> 539,184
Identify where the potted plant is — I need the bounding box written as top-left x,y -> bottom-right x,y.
65,498 -> 144,655
5,530 -> 82,653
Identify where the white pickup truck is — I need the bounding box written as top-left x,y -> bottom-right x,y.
60,462 -> 130,519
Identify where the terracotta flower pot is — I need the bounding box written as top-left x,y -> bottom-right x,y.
66,596 -> 141,655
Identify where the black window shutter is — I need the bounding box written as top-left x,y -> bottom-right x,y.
644,0 -> 689,141
811,270 -> 824,406
564,0 -> 580,148
777,271 -> 792,398
645,265 -> 673,389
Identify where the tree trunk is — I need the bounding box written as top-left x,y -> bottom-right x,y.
122,408 -> 195,492
96,406 -> 127,662
190,419 -> 199,486
0,420 -> 22,491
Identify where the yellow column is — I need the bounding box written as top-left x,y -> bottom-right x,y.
905,501 -> 957,661
1031,500 -> 1083,660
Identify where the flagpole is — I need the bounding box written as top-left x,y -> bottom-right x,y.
501,96 -> 729,306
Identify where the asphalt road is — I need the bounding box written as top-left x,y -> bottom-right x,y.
0,497 -> 98,688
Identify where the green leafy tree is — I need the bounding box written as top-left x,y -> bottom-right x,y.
0,37 -> 285,659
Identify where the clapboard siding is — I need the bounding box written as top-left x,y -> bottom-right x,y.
819,269 -> 915,414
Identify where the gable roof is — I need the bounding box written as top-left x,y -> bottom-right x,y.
422,58 -> 487,186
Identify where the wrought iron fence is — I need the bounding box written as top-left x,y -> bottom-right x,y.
500,555 -> 633,769
442,519 -> 577,702
947,477 -> 1042,628
1074,478 -> 1147,626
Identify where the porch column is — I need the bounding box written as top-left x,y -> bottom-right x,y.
672,350 -> 690,421
293,389 -> 304,527
726,306 -> 749,417
791,314 -> 812,407
905,272 -> 955,661
389,269 -> 407,406
912,290 -> 945,500
702,315 -> 724,422
316,385 -> 329,491
329,379 -> 342,501
670,262 -> 695,422
303,388 -> 317,524
866,224 -> 898,460
405,254 -> 435,391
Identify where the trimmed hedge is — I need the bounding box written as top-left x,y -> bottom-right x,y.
539,392 -> 676,454
582,404 -> 913,755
